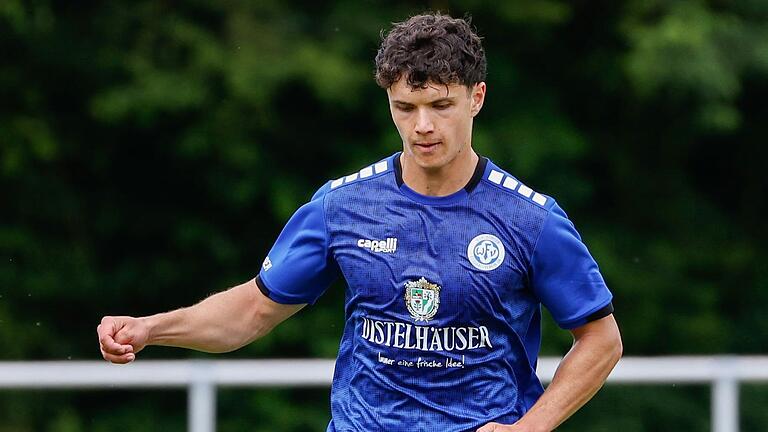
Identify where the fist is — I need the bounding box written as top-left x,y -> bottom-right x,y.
97,316 -> 149,364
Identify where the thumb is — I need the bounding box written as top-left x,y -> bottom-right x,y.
112,318 -> 147,352
477,422 -> 500,432
113,328 -> 135,347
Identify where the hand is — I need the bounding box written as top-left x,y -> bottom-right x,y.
97,316 -> 150,364
477,422 -> 542,432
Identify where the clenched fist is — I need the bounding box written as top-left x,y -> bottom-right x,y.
97,316 -> 150,364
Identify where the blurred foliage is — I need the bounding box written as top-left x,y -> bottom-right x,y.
1,0 -> 766,430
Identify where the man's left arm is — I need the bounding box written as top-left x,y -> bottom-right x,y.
478,314 -> 622,432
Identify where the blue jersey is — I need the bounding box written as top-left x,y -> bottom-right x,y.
257,153 -> 613,432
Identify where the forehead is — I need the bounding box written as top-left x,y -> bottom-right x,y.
387,79 -> 468,103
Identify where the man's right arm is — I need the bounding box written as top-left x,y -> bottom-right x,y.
97,278 -> 305,364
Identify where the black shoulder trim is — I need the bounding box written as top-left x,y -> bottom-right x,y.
586,302 -> 614,323
394,152 -> 404,187
394,152 -> 488,192
254,274 -> 271,299
464,156 -> 488,193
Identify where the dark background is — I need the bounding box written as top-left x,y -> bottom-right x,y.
1,0 -> 767,430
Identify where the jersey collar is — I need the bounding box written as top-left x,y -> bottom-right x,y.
393,152 -> 488,205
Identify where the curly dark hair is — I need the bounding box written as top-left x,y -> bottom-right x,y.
374,13 -> 487,90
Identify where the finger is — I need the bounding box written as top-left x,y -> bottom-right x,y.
100,347 -> 134,363
100,348 -> 136,364
99,333 -> 132,355
114,330 -> 136,347
98,325 -> 134,354
477,423 -> 499,432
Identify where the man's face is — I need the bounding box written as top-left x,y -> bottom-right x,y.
387,79 -> 486,171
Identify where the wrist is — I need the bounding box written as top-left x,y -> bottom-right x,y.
140,314 -> 162,346
513,418 -> 552,432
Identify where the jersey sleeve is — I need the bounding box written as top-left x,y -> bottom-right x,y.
529,203 -> 613,329
256,184 -> 339,304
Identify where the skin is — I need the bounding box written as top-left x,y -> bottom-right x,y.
476,315 -> 623,432
98,76 -> 623,432
98,79 -> 491,361
97,279 -> 303,363
387,79 -> 486,196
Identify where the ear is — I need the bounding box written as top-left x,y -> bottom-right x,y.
470,82 -> 486,117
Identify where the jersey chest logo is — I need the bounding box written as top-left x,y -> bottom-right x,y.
405,277 -> 441,322
467,234 -> 506,271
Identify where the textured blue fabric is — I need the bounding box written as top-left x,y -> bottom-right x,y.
530,204 -> 613,329
258,153 -> 612,432
258,185 -> 338,305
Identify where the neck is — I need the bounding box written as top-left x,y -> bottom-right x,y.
401,150 -> 479,197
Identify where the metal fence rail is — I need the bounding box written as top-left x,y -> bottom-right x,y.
1,356 -> 766,432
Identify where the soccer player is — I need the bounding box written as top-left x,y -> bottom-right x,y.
98,13 -> 622,432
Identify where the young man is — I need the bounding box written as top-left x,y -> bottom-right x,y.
98,13 -> 622,432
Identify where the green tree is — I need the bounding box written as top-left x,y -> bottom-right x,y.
1,0 -> 766,430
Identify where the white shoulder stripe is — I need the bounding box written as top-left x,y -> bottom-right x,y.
486,166 -> 548,207
488,170 -> 504,184
374,160 -> 388,174
502,177 -> 519,191
359,166 -> 373,178
517,185 -> 533,198
330,159 -> 390,189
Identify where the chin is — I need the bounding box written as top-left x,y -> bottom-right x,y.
412,155 -> 450,171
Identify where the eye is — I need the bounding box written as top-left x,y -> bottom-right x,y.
396,105 -> 414,112
433,103 -> 451,110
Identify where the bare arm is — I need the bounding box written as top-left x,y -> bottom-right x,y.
97,278 -> 304,363
478,314 -> 623,432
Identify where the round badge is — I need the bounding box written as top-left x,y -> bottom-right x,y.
467,234 -> 505,271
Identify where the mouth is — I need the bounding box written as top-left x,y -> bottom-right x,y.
413,141 -> 442,152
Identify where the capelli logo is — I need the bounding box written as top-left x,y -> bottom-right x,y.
357,238 -> 398,253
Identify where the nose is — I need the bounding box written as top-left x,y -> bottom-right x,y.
414,109 -> 434,135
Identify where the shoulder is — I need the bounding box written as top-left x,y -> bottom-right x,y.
478,158 -> 557,213
311,154 -> 396,200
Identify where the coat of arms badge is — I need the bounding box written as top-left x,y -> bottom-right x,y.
405,277 -> 441,322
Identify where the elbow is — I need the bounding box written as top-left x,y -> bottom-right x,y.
610,327 -> 624,366
217,325 -> 271,353
248,323 -> 273,344
245,306 -> 277,344
601,314 -> 623,366
211,308 -> 274,353
614,336 -> 624,364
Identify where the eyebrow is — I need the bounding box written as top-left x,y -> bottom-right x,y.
391,97 -> 456,105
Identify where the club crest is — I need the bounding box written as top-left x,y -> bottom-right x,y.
405,277 -> 441,322
467,234 -> 505,271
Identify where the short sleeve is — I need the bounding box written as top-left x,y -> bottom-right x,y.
529,203 -> 613,329
257,184 -> 339,304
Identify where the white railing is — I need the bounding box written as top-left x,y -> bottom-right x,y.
1,356 -> 767,432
